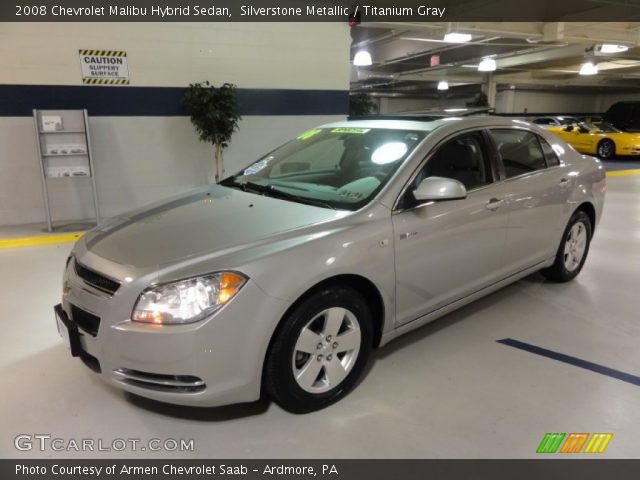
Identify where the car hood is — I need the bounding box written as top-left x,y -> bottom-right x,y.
84,185 -> 348,268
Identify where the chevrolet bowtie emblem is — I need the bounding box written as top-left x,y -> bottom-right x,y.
63,281 -> 71,295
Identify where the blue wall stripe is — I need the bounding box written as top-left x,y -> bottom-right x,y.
497,338 -> 640,387
0,84 -> 349,117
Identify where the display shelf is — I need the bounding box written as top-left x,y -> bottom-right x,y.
45,175 -> 91,179
33,109 -> 100,232
42,153 -> 89,157
38,130 -> 86,134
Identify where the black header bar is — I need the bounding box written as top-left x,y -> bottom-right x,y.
4,459 -> 640,480
3,0 -> 640,22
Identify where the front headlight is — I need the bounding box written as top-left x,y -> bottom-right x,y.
132,272 -> 247,325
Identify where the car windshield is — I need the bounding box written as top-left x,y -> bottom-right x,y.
556,117 -> 578,125
222,127 -> 427,210
592,121 -> 621,133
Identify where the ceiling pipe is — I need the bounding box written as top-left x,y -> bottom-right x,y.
351,29 -> 411,49
372,36 -> 502,68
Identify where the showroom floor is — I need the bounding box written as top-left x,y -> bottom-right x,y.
1,173 -> 639,459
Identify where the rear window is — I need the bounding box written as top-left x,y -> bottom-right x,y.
539,136 -> 560,167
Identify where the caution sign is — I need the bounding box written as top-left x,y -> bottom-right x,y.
79,50 -> 129,85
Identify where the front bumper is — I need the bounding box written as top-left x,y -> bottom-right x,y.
57,265 -> 290,407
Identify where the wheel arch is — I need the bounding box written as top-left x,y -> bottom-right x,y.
266,274 -> 386,359
575,201 -> 596,236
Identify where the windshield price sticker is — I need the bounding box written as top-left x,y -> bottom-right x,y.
331,128 -> 371,134
297,129 -> 323,140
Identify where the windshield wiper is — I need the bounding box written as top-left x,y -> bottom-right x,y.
222,178 -> 335,210
268,187 -> 337,210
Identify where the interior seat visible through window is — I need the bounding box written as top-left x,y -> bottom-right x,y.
416,134 -> 489,191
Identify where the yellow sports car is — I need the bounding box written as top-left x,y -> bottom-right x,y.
546,122 -> 640,159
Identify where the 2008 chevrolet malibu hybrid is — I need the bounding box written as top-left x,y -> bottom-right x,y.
55,115 -> 605,413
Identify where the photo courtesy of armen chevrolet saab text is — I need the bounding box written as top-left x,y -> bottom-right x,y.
55,114 -> 605,413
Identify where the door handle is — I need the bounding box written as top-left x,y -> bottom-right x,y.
485,198 -> 503,211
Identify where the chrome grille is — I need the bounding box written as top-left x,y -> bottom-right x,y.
74,260 -> 120,295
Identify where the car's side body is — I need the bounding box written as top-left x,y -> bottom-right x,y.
546,124 -> 640,157
59,116 -> 605,408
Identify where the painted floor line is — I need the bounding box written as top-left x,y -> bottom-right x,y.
606,169 -> 640,177
497,338 -> 640,387
0,231 -> 85,249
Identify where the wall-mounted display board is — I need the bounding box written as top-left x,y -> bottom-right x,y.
33,109 -> 100,232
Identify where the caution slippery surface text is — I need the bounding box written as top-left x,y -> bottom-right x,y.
79,50 -> 129,85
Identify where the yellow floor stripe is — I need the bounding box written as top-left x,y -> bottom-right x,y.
0,232 -> 85,249
606,169 -> 640,177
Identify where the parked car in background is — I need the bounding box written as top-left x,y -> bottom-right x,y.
605,101 -> 640,132
546,121 -> 640,159
55,115 -> 605,413
531,116 -> 580,127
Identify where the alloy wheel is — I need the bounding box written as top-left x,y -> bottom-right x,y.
291,307 -> 361,394
563,221 -> 588,272
598,140 -> 614,159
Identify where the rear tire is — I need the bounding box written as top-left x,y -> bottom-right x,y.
264,286 -> 373,413
541,210 -> 592,282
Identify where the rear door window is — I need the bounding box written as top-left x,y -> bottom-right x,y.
489,129 -> 547,178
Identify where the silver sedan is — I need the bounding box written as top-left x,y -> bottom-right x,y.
55,115 -> 605,413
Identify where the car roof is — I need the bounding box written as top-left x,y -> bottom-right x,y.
320,115 -> 533,132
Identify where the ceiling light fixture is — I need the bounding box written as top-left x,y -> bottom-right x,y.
579,61 -> 598,75
437,81 -> 449,90
353,50 -> 372,66
600,44 -> 629,53
443,32 -> 472,43
478,58 -> 496,72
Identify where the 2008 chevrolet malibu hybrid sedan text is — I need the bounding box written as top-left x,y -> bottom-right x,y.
55,115 -> 605,413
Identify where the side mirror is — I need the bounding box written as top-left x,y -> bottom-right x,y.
563,125 -> 574,132
413,176 -> 467,202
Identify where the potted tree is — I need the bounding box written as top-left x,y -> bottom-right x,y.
349,92 -> 379,117
182,81 -> 241,182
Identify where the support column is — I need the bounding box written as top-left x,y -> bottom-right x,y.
482,73 -> 497,108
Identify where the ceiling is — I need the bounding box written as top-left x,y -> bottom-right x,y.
350,17 -> 640,98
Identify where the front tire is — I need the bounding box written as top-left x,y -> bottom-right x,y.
264,286 -> 373,413
541,210 -> 592,282
597,139 -> 615,159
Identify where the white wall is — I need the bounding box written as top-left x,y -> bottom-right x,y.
379,89 -> 600,115
0,22 -> 350,226
495,89 -> 602,113
0,22 -> 348,89
595,91 -> 640,112
494,89 -> 640,114
380,95 -> 477,113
